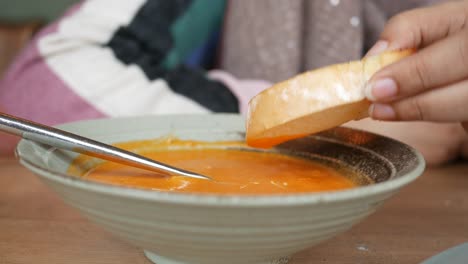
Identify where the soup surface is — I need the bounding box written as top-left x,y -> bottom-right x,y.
71,140 -> 359,195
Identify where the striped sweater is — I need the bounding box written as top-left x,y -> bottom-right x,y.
0,0 -> 270,125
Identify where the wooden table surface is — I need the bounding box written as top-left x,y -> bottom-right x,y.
1,157 -> 467,264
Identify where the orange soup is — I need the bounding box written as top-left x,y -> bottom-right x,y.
70,140 -> 362,195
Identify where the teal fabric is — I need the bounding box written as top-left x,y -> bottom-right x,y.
162,0 -> 226,69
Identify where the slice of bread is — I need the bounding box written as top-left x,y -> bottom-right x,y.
245,49 -> 414,148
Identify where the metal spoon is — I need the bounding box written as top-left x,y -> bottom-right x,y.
0,113 -> 210,180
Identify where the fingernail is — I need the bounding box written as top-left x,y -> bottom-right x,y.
365,78 -> 398,101
365,40 -> 389,57
369,103 -> 396,120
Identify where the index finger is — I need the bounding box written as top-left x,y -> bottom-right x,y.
369,1 -> 468,54
367,28 -> 468,102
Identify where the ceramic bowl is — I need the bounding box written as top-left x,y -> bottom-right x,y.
16,114 -> 425,264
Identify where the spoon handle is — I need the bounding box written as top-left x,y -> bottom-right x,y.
0,113 -> 210,180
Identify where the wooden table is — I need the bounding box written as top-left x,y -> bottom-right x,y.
1,157 -> 467,264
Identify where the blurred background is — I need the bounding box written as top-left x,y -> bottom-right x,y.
0,0 -> 76,22
0,0 -> 77,77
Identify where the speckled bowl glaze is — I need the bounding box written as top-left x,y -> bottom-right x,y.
16,114 -> 425,264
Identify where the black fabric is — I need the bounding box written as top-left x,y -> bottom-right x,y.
164,66 -> 239,113
106,0 -> 192,76
105,0 -> 239,113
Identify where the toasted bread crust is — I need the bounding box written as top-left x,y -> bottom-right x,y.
246,50 -> 414,148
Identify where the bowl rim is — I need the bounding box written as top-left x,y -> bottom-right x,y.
16,114 -> 426,207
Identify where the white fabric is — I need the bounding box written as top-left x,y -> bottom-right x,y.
38,0 -> 210,117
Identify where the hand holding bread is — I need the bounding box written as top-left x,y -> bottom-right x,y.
246,50 -> 413,148
247,1 -> 468,154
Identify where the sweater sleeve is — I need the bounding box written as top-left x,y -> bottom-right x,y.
0,0 -> 238,126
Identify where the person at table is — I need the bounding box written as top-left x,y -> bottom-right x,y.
0,0 -> 466,165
